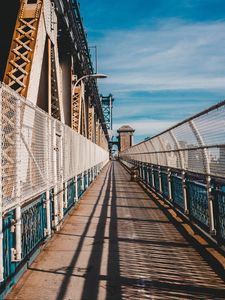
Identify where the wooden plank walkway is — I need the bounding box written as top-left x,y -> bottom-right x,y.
6,161 -> 225,300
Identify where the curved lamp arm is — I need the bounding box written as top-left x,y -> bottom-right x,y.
73,73 -> 107,90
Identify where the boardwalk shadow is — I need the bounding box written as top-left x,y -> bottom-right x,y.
80,162 -> 122,300
43,162 -> 225,299
55,166 -> 112,300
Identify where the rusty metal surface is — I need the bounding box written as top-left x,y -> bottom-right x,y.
6,161 -> 225,300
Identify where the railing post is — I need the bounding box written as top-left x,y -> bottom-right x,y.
91,167 -> 94,182
45,117 -> 51,237
45,190 -> 51,237
64,181 -> 68,209
81,172 -> 84,192
142,164 -> 145,180
14,98 -> 22,261
75,175 -> 78,202
146,165 -> 150,185
0,89 -> 4,281
207,175 -> 216,235
52,120 -> 59,228
182,170 -> 189,215
59,131 -> 64,221
158,166 -> 162,194
151,165 -> 155,188
167,168 -> 172,201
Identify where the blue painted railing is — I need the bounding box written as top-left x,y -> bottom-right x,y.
121,158 -> 225,246
21,195 -> 46,259
0,164 -> 100,298
171,174 -> 184,211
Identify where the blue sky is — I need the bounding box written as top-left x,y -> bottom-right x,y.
80,0 -> 225,143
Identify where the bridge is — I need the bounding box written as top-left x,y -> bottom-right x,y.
0,1 -> 224,299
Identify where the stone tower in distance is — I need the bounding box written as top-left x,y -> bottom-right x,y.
117,125 -> 135,152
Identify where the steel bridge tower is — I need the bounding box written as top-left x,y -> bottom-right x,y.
100,94 -> 114,138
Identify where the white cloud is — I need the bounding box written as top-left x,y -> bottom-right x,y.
96,19 -> 225,141
98,20 -> 225,92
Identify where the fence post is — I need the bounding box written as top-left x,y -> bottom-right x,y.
158,166 -> 162,194
59,130 -> 64,221
75,175 -> 78,202
182,171 -> 189,215
168,168 -> 172,201
52,120 -> 59,228
45,117 -> 51,237
146,165 -> 150,185
151,165 -> 154,188
14,98 -> 22,261
81,172 -> 85,192
64,181 -> 68,209
207,175 -> 216,235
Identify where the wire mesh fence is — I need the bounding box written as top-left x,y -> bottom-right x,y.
0,84 -> 109,212
120,99 -> 225,179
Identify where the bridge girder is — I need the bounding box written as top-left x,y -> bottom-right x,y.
2,0 -> 109,150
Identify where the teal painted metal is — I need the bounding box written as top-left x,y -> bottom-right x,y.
0,163 -> 102,299
161,172 -> 169,198
121,158 -> 225,246
187,180 -> 209,228
49,189 -> 54,228
77,174 -> 83,198
148,167 -> 153,187
64,179 -> 75,214
171,174 -> 184,210
2,211 -> 17,283
143,165 -> 148,183
84,172 -> 87,191
88,170 -> 91,186
153,169 -> 160,192
214,189 -> 225,243
21,194 -> 46,259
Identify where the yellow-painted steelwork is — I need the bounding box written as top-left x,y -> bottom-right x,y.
3,0 -> 43,96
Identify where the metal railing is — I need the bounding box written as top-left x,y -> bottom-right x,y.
120,99 -> 225,246
0,84 -> 109,285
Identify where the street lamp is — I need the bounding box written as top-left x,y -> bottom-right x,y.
72,73 -> 107,137
73,73 -> 107,90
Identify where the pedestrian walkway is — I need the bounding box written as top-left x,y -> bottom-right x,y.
6,162 -> 225,300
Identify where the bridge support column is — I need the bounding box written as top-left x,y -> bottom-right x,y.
207,176 -> 216,235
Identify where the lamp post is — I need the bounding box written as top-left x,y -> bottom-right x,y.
72,73 -> 107,137
73,73 -> 107,91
